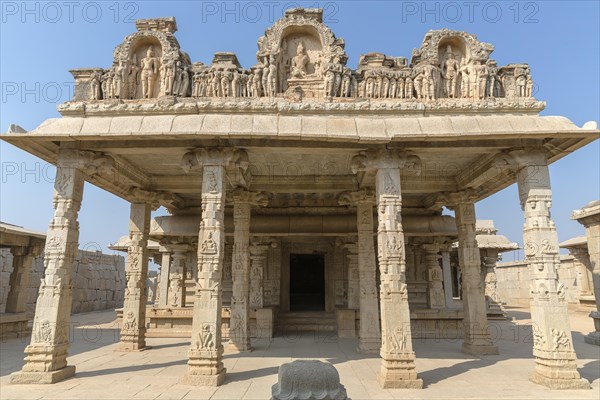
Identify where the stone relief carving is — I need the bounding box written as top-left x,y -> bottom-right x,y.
196,324 -> 215,350
551,328 -> 570,352
123,311 -> 137,331
69,11 -> 537,107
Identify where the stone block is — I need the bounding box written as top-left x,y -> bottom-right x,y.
272,360 -> 347,400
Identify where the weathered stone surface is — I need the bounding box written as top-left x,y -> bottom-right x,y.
272,360 -> 347,400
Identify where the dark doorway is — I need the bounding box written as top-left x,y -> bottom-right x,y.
289,254 -> 325,311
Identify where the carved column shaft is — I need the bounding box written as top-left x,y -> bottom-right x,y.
455,201 -> 498,355
230,199 -> 251,351
118,202 -> 151,351
481,249 -> 505,317
375,165 -> 422,389
515,150 -> 589,388
168,247 -> 188,307
183,149 -> 239,386
12,148 -> 85,383
569,248 -> 593,297
344,244 -> 359,310
356,198 -> 381,354
423,243 -> 444,309
249,245 -> 268,309
157,249 -> 171,307
5,246 -> 40,313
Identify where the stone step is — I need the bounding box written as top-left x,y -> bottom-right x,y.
276,312 -> 337,334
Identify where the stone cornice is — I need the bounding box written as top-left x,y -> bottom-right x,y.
57,97 -> 546,117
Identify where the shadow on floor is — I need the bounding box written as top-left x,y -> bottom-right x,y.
419,358 -> 495,387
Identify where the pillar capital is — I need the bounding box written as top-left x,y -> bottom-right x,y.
56,148 -> 115,178
351,149 -> 421,174
181,147 -> 247,172
231,188 -> 270,206
338,189 -> 375,206
126,186 -> 181,210
425,188 -> 479,211
422,243 -> 440,255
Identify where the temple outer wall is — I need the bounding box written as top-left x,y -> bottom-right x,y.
0,248 -> 126,316
496,255 -> 586,307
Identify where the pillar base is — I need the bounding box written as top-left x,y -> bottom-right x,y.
180,369 -> 226,386
529,371 -> 590,390
378,373 -> 423,389
461,342 -> 499,356
378,357 -> 423,389
10,365 -> 75,384
227,342 -> 253,352
115,344 -> 151,352
584,331 -> 600,346
357,340 -> 380,354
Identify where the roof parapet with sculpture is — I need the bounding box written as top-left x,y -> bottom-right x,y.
64,9 -> 544,116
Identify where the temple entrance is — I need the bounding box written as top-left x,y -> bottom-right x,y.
289,254 -> 325,311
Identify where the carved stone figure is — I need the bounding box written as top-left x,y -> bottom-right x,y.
551,328 -> 570,351
141,46 -> 160,98
127,55 -> 140,99
123,311 -> 137,331
90,71 -> 102,100
290,41 -> 310,78
196,324 -> 215,350
267,55 -> 278,96
443,47 -> 459,98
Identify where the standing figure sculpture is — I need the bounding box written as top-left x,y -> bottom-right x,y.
267,55 -> 278,97
443,48 -> 459,98
179,65 -> 190,97
127,54 -> 140,99
141,46 -> 160,98
525,74 -> 533,97
90,71 -> 102,100
405,76 -> 414,99
261,58 -> 270,97
459,58 -> 470,98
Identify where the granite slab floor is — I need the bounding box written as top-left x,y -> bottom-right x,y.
1,307 -> 598,400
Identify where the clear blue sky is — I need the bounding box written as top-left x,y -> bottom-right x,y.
1,1 -> 599,260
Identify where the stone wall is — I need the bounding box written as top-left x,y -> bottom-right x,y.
0,248 -> 126,316
496,255 -> 581,307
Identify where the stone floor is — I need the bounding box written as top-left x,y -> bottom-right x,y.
0,307 -> 599,400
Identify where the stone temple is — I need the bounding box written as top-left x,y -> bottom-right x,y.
2,9 -> 598,390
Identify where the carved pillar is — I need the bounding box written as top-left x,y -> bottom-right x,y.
453,199 -> 498,356
230,189 -> 268,352
441,248 -> 456,309
423,243 -> 444,309
157,247 -> 172,307
10,148 -> 94,384
572,201 -> 600,346
352,150 -> 423,389
249,244 -> 269,309
167,245 -> 189,308
508,149 -> 589,388
5,245 -> 42,313
181,148 -> 245,386
117,201 -> 152,351
481,249 -> 506,318
343,243 -> 360,310
569,247 -> 593,298
339,190 -> 381,353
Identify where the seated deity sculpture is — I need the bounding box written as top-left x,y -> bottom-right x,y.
290,41 -> 310,78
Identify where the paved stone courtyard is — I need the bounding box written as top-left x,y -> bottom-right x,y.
0,307 -> 598,400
